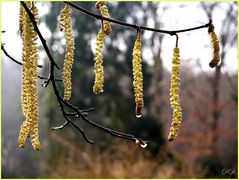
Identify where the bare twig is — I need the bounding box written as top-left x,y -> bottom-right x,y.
38,75 -> 62,82
65,1 -> 210,36
2,43 -> 62,82
1,43 -> 42,68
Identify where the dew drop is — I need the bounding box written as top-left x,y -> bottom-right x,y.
140,142 -> 147,148
135,139 -> 140,144
136,114 -> 142,118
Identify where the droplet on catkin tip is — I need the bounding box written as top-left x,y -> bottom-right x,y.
135,106 -> 142,118
136,114 -> 142,118
140,142 -> 147,148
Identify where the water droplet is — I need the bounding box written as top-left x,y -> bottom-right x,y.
135,139 -> 140,144
136,114 -> 142,118
140,142 -> 147,148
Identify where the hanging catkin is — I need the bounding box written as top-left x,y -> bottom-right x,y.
168,46 -> 182,142
93,29 -> 105,94
19,2 -> 40,151
93,1 -> 111,94
208,21 -> 220,68
132,31 -> 144,118
59,4 -> 75,101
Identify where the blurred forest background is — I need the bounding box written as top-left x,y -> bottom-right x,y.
2,2 -> 238,178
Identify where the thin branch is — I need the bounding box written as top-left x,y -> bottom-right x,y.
1,43 -> 62,82
81,108 -> 95,113
61,99 -> 145,142
66,108 -> 95,117
68,119 -> 94,144
1,43 -> 43,68
38,75 -> 62,82
51,121 -> 69,130
175,34 -> 179,47
65,1 -> 210,36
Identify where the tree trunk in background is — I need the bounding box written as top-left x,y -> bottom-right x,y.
201,2 -> 237,154
148,2 -> 164,119
210,55 -> 222,148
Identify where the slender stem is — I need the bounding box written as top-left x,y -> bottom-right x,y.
2,43 -> 63,81
175,34 -> 179,48
1,43 -> 42,68
65,1 -> 210,36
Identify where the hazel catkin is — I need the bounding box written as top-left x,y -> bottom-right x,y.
208,23 -> 220,68
19,2 -> 40,151
132,32 -> 144,118
93,28 -> 105,94
59,4 -> 75,101
93,1 -> 111,94
168,47 -> 182,142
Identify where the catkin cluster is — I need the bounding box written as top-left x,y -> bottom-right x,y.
93,1 -> 111,94
95,1 -> 112,35
208,24 -> 220,68
59,4 -> 75,101
168,47 -> 182,142
132,33 -> 144,117
19,3 -> 41,151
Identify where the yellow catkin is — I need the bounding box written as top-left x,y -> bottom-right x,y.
59,4 -> 75,101
19,3 -> 40,151
30,5 -> 40,151
31,123 -> 41,151
18,121 -> 28,148
132,33 -> 144,117
93,29 -> 105,94
20,1 -> 31,117
168,47 -> 182,142
20,2 -> 32,142
95,1 -> 112,35
92,1 -> 111,94
208,24 -> 220,68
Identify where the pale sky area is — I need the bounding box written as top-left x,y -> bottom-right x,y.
1,2 -> 238,74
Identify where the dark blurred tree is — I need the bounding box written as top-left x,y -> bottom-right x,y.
180,2 -> 238,177
146,2 -> 165,119
200,1 -> 237,147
